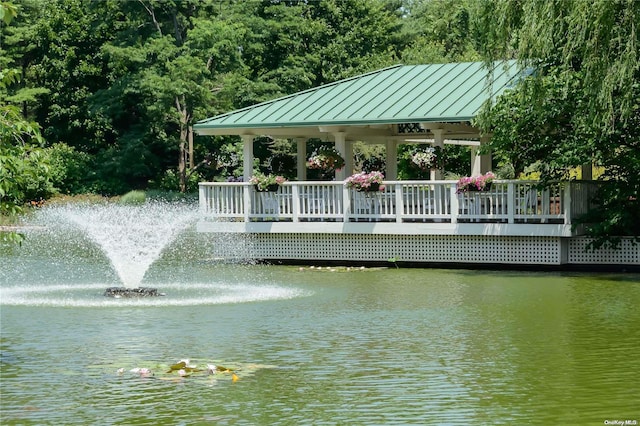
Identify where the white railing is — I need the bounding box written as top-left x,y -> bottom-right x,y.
199,180 -> 594,225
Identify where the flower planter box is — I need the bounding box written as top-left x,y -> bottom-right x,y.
358,182 -> 381,192
345,171 -> 385,193
466,182 -> 492,192
456,172 -> 495,193
254,184 -> 280,192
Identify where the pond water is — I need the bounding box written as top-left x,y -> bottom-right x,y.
1,227 -> 639,425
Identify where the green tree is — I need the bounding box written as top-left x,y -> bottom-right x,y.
0,105 -> 49,211
45,142 -> 95,194
400,0 -> 481,64
474,0 -> 640,247
4,0 -> 245,194
0,0 -> 50,118
1,2 -> 54,243
1,0 -> 124,197
2,0 -> 439,197
1,85 -> 50,244
233,0 -> 403,97
20,0 -> 113,154
88,0 -> 245,192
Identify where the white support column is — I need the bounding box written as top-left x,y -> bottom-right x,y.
470,146 -> 481,177
471,135 -> 492,176
563,181 -> 573,225
481,134 -> 492,173
507,181 -> 515,223
345,140 -> 354,176
333,132 -> 348,181
394,182 -> 403,222
431,129 -> 445,180
241,134 -> 254,182
385,140 -> 398,180
450,184 -> 459,224
296,139 -> 307,181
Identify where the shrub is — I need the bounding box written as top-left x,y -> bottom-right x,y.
46,143 -> 96,194
145,190 -> 198,203
153,169 -> 201,193
119,190 -> 146,204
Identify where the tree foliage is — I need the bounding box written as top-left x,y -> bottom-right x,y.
0,0 -> 489,208
1,1 -> 53,242
401,0 -> 480,64
477,0 -> 638,130
475,0 -> 640,245
3,0 -> 637,248
0,104 -> 49,243
2,0 -> 425,196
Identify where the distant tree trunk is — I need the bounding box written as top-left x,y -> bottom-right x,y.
176,95 -> 191,192
139,0 -> 162,36
178,140 -> 187,192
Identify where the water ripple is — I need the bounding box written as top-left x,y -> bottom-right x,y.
0,282 -> 311,307
2,266 -> 639,424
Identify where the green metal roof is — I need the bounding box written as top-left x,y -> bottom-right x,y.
194,61 -> 520,133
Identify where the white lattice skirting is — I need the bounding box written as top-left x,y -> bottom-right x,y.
209,234 -> 639,266
567,238 -> 640,265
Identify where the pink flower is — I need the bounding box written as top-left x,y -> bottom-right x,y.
456,172 -> 495,193
345,171 -> 385,192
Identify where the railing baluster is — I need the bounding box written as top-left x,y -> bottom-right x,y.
450,184 -> 459,224
199,180 -> 592,227
395,183 -> 403,223
292,185 -> 299,222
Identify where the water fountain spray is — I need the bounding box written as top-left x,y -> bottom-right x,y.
37,201 -> 200,296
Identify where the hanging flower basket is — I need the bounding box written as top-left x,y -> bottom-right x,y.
307,147 -> 345,172
411,147 -> 439,171
345,171 -> 385,192
456,172 -> 495,193
250,173 -> 287,192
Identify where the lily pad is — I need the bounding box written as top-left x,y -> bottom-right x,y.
108,358 -> 277,384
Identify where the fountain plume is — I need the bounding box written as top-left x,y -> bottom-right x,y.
37,201 -> 199,288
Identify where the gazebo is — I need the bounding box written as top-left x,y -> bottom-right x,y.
194,61 -> 521,182
191,62 -> 632,269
